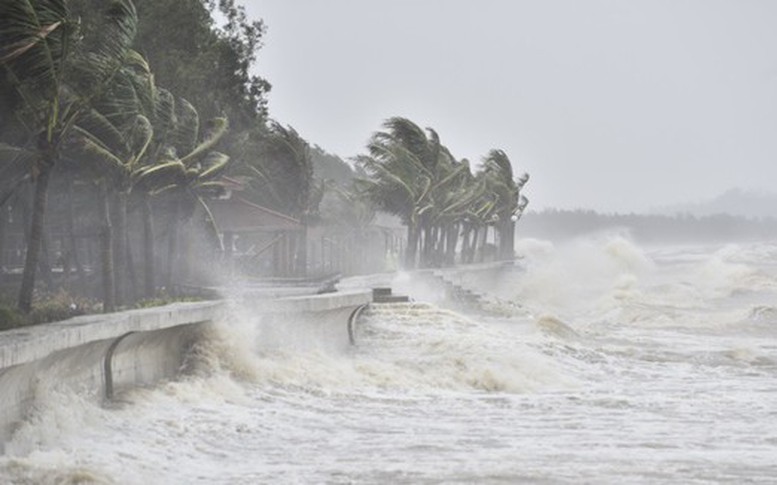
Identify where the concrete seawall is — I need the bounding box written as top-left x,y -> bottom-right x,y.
0,290 -> 371,447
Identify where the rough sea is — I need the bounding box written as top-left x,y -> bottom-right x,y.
2,237 -> 776,484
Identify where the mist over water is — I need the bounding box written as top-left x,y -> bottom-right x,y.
2,237 -> 777,483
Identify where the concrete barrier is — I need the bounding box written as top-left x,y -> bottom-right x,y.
0,262 -> 512,447
0,290 -> 371,448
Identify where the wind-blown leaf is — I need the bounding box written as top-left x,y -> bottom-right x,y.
179,117 -> 228,165
199,152 -> 230,179
126,114 -> 153,165
169,96 -> 198,156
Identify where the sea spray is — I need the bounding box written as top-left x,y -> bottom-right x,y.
5,388 -> 107,457
2,239 -> 776,483
353,302 -> 572,393
512,235 -> 654,319
185,300 -> 267,383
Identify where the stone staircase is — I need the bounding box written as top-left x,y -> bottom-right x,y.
433,274 -> 490,314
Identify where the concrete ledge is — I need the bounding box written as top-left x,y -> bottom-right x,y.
254,289 -> 372,313
0,289 -> 372,447
0,290 -> 372,371
0,301 -> 227,370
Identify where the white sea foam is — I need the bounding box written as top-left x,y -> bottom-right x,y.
3,239 -> 777,483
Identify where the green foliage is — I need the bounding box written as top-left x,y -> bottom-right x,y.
355,116 -> 531,267
29,290 -> 98,324
319,186 -> 375,229
133,294 -> 204,309
239,121 -> 314,219
310,145 -> 354,186
130,0 -> 270,127
0,290 -> 98,329
0,305 -> 25,330
357,117 -> 460,227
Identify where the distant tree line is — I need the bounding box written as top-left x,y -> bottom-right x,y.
520,209 -> 777,243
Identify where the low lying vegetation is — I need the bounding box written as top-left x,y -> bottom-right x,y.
0,290 -> 98,330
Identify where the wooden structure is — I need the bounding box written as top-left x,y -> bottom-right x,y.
207,197 -> 304,277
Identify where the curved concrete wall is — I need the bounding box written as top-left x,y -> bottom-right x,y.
0,290 -> 371,448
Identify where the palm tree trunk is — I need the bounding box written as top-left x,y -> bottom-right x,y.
65,179 -> 86,294
476,224 -> 487,263
165,199 -> 179,292
460,224 -> 471,264
99,184 -> 115,313
288,232 -> 296,276
17,167 -> 51,313
39,229 -> 54,289
141,194 -> 155,298
272,232 -> 280,277
436,224 -> 447,266
0,208 -> 6,286
445,222 -> 458,267
420,222 -> 434,268
297,224 -> 308,277
112,192 -> 128,306
467,224 -> 476,263
498,219 -> 515,260
405,223 -> 419,269
125,233 -> 138,303
0,206 -> 8,287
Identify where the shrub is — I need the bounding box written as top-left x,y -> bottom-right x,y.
0,290 -> 100,330
0,305 -> 25,330
27,290 -> 99,325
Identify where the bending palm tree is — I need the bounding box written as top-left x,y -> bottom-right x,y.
134,104 -> 229,289
240,121 -> 315,276
0,0 -> 138,312
67,51 -> 155,309
358,117 -> 465,268
481,149 -> 529,260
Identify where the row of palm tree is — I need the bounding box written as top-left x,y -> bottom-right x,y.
356,117 -> 529,269
1,1 -> 531,318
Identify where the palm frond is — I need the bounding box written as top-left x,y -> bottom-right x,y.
67,0 -> 138,103
179,117 -> 228,166
198,151 -> 230,179
169,96 -> 198,156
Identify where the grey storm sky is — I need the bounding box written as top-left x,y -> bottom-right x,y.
245,0 -> 777,212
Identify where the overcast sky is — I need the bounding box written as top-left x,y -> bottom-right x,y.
246,1 -> 777,213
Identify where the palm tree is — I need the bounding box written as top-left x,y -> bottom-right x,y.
429,158 -> 484,266
67,51 -> 155,309
481,149 -> 529,260
458,171 -> 496,263
357,117 -> 467,268
239,121 -> 315,276
357,118 -> 431,268
134,102 -> 229,289
0,0 -> 138,312
134,87 -> 176,298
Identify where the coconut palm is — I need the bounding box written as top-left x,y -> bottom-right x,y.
357,118 -> 433,268
481,149 -> 529,260
239,121 -> 316,275
66,51 -> 155,309
428,158 -> 486,266
0,0 -> 138,312
134,102 -> 229,289
357,117 -> 468,268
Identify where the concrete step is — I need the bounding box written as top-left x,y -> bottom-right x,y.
371,286 -> 410,303
373,295 -> 410,303
372,287 -> 393,298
